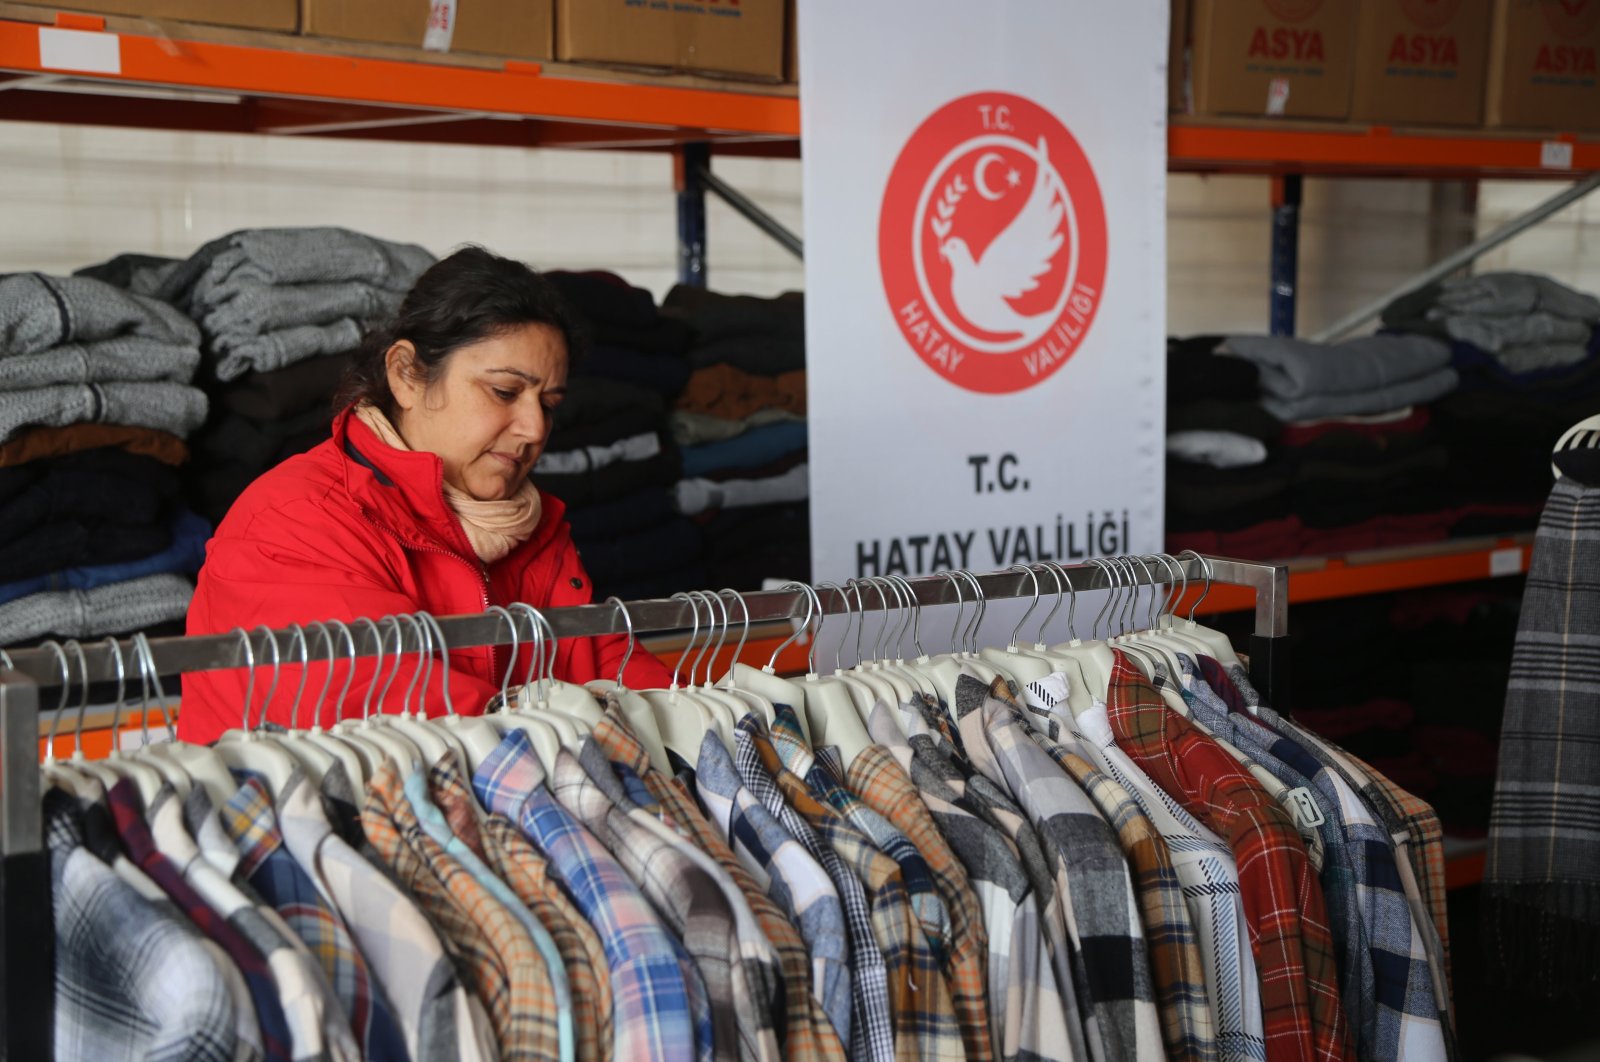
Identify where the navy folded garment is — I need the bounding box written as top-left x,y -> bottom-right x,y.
565,488 -> 677,541
0,508 -> 209,607
573,345 -> 691,400
681,420 -> 808,478
576,517 -> 705,585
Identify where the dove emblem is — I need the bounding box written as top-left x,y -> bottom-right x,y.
880,91 -> 1107,394
936,137 -> 1066,345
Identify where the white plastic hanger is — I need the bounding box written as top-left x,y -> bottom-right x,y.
213,627 -> 301,794
330,618 -> 422,771
1047,558 -> 1118,704
977,565 -> 1056,684
36,641 -> 100,798
860,575 -> 941,708
1144,554 -> 1218,661
287,622 -> 376,787
1015,562 -> 1095,715
408,610 -> 503,774
684,591 -> 760,732
846,579 -> 916,704
904,571 -> 977,711
1171,551 -> 1244,669
508,602 -> 603,730
376,613 -> 459,767
711,582 -> 814,743
709,588 -> 778,728
298,620 -> 383,783
477,605 -> 564,771
951,571 -> 1009,685
800,582 -> 876,768
643,593 -> 725,768
585,596 -> 674,774
255,623 -> 343,787
880,574 -> 946,705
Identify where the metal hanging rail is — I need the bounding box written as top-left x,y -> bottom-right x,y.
0,552 -> 1285,1059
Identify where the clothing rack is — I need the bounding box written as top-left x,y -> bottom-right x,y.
0,553 -> 1286,1059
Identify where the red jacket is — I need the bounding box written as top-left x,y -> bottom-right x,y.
179,407 -> 674,744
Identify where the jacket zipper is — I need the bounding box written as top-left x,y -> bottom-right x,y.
359,509 -> 498,696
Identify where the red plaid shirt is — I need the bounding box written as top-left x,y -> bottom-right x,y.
1105,651 -> 1356,1062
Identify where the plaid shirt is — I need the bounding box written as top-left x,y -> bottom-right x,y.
732,717 -> 894,1062
107,778 -> 296,1061
848,742 -> 997,1062
222,776 -> 409,1062
274,767 -> 495,1062
1184,669 -> 1448,1062
903,707 -> 1093,1062
591,702 -> 849,1062
46,788 -> 241,1061
1018,674 -> 1219,1062
1105,652 -> 1357,1062
736,714 -> 966,1062
1073,699 -> 1269,1062
430,761 -> 614,1062
869,703 -> 1078,1062
769,706 -> 952,958
696,732 -> 855,1046
957,675 -> 1167,1062
474,729 -> 705,1062
363,759 -> 561,1062
1253,707 -> 1455,1024
404,764 -> 575,1062
553,743 -> 777,1062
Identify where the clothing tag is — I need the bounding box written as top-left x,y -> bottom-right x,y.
423,0 -> 457,52
1265,78 -> 1290,116
1287,786 -> 1326,830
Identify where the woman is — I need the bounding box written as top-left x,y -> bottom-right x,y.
179,247 -> 674,744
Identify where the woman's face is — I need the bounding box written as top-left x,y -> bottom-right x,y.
387,323 -> 568,502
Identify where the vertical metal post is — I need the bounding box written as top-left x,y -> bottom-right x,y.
1247,561 -> 1291,712
0,670 -> 50,1060
1269,174 -> 1303,336
676,141 -> 710,289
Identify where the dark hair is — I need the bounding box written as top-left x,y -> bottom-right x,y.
334,245 -> 587,416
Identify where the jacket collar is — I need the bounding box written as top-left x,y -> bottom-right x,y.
332,406 -> 565,564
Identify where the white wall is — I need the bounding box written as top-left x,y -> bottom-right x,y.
1,120 -> 1596,335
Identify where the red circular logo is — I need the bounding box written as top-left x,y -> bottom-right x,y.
878,92 -> 1107,395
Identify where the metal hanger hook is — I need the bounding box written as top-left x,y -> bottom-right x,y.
395,615 -> 426,717
956,570 -> 987,652
251,624 -> 283,730
1007,564 -> 1042,649
131,632 -> 175,745
483,606 -> 519,709
285,624 -> 310,731
670,592 -> 701,690
414,612 -> 454,712
38,640 -> 71,762
606,597 -> 638,685
226,628 -> 258,732
1177,549 -> 1212,621
888,575 -> 926,658
1087,558 -> 1116,640
328,619 -> 360,727
100,637 -> 129,749
350,617 -> 384,721
814,582 -> 853,672
936,571 -> 967,654
1033,562 -> 1066,646
719,589 -> 753,681
766,583 -> 813,673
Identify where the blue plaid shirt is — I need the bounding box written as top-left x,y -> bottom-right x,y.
474,730 -> 710,1062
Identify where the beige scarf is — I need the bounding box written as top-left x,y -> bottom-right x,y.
354,403 -> 541,564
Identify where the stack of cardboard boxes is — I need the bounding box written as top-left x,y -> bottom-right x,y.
1177,0 -> 1600,131
39,0 -> 792,81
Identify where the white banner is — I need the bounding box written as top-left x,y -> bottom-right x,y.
800,0 -> 1169,605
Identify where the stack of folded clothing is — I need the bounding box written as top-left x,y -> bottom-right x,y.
532,271 -> 700,600
1383,271 -> 1600,529
664,286 -> 810,589
123,227 -> 436,524
1166,330 -> 1498,560
0,272 -> 210,646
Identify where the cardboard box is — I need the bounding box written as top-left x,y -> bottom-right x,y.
303,0 -> 552,60
1170,0 -> 1191,111
1485,0 -> 1600,130
556,0 -> 786,81
1191,0 -> 1357,119
55,0 -> 295,31
1351,0 -> 1492,126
